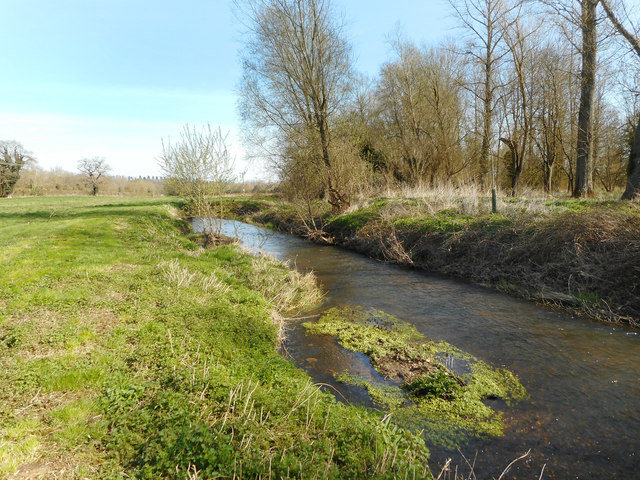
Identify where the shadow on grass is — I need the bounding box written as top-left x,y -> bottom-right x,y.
0,197 -> 185,222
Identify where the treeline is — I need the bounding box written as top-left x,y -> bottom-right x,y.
238,0 -> 640,209
10,165 -> 274,197
12,167 -> 166,197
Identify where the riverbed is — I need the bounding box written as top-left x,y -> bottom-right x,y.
195,218 -> 640,479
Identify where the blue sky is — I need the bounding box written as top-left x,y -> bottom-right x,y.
0,0 -> 454,179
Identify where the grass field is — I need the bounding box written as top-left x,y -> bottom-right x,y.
0,196 -> 431,479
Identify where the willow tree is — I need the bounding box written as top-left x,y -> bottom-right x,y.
158,124 -> 234,238
238,0 -> 353,211
376,40 -> 466,186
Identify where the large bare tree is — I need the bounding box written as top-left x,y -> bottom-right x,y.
600,0 -> 640,199
77,157 -> 111,196
238,0 -> 353,211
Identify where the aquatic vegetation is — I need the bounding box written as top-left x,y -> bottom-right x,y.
404,370 -> 462,400
305,307 -> 528,448
335,373 -> 407,410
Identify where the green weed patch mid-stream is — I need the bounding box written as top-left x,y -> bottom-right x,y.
0,197 -> 430,479
305,307 -> 528,449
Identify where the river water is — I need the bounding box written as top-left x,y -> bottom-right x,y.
196,219 -> 640,479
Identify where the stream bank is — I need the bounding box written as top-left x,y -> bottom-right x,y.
0,197 -> 433,480
220,196 -> 640,326
209,217 -> 640,480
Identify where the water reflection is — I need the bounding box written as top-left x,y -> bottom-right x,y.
194,219 -> 640,479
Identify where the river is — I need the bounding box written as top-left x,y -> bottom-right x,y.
195,219 -> 640,479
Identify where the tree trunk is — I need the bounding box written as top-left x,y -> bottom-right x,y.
480,58 -> 493,187
599,0 -> 640,200
574,0 -> 597,197
622,115 -> 640,200
318,115 -> 348,211
500,137 -> 522,196
544,161 -> 554,194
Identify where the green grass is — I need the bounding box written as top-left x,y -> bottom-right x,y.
0,196 -> 431,479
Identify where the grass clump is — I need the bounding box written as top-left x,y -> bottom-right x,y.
305,307 -> 528,448
0,196 -> 431,479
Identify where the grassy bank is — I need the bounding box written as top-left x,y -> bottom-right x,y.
220,194 -> 640,326
0,196 -> 431,479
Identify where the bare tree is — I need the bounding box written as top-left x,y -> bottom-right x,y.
498,11 -> 539,196
237,0 -> 353,211
600,0 -> 640,199
77,157 -> 111,196
592,102 -> 628,191
158,124 -> 234,238
538,0 -> 612,196
0,141 -> 34,197
449,0 -> 517,189
532,44 -> 576,194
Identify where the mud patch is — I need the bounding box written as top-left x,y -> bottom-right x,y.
374,350 -> 441,383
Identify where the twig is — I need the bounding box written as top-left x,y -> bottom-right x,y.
538,463 -> 546,480
496,449 -> 531,480
16,387 -> 42,414
436,458 -> 452,480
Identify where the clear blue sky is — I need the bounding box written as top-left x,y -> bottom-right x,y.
0,0 -> 454,179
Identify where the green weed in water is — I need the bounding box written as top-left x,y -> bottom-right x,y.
404,371 -> 462,400
306,307 -> 528,448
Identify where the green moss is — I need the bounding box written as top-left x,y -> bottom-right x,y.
336,373 -> 406,410
306,307 -> 528,448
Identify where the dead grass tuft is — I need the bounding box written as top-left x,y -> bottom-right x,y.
159,260 -> 230,296
247,253 -> 323,314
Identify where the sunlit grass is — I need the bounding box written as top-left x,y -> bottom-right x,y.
0,196 -> 431,479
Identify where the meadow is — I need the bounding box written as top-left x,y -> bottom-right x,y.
0,196 -> 430,479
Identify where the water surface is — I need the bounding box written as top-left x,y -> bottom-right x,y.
195,219 -> 640,479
